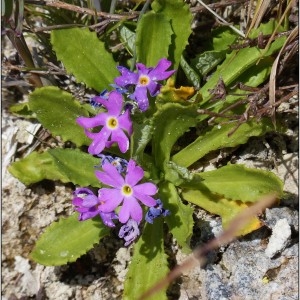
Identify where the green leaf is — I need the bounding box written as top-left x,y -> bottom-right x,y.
181,189 -> 262,236
123,219 -> 168,300
8,151 -> 66,185
164,161 -> 194,186
48,148 -> 102,187
9,102 -> 34,118
200,164 -> 283,202
51,28 -> 118,91
30,213 -> 110,266
159,181 -> 193,253
172,118 -> 274,168
136,12 -> 172,66
131,118 -> 153,162
188,27 -> 238,79
180,55 -> 201,89
211,27 -> 238,51
29,86 -> 90,146
200,36 -> 285,103
119,25 -> 136,55
8,149 -> 101,187
152,0 -> 192,69
191,50 -> 227,77
152,102 -> 198,172
195,55 -> 274,123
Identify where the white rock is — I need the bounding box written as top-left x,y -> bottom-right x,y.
265,219 -> 291,258
14,256 -> 40,296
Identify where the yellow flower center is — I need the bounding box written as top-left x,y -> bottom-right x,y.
122,184 -> 133,196
138,75 -> 150,86
107,117 -> 118,129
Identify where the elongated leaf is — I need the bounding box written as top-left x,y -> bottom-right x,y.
200,37 -> 285,103
182,189 -> 262,236
212,26 -> 238,51
131,118 -> 153,162
30,213 -> 110,266
180,55 -> 201,89
152,0 -> 192,69
123,219 -> 168,300
119,25 -> 136,55
51,28 -> 118,91
188,27 -> 238,79
159,181 -> 193,253
200,164 -> 283,202
48,148 -> 102,187
191,50 -> 227,77
152,102 -> 198,172
196,55 -> 274,123
8,151 -> 66,185
172,118 -> 274,168
136,12 -> 172,66
29,86 -> 90,146
8,149 -> 101,187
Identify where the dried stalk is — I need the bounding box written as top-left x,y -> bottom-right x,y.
139,194 -> 277,300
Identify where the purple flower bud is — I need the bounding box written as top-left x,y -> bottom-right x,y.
145,199 -> 170,224
96,155 -> 128,173
118,219 -> 140,246
90,90 -> 110,107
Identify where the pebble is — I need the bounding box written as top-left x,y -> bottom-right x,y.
265,219 -> 292,258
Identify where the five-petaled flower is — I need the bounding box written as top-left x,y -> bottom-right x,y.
77,91 -> 132,155
72,188 -> 118,227
114,58 -> 175,111
119,219 -> 140,246
96,159 -> 157,223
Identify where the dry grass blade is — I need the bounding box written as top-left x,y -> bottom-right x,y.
263,0 -> 296,53
246,0 -> 271,36
196,0 -> 245,37
269,25 -> 298,127
139,194 -> 278,300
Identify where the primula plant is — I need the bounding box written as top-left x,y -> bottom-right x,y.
6,0 -> 295,298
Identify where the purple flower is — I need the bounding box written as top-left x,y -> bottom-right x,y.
97,154 -> 128,173
114,58 -> 175,111
145,199 -> 171,224
77,91 -> 133,155
72,188 -> 118,227
96,159 -> 157,223
119,219 -> 140,246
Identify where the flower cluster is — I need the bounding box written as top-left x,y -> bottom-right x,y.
74,59 -> 174,246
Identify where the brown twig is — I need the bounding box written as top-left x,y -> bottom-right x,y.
190,0 -> 249,14
44,0 -> 138,20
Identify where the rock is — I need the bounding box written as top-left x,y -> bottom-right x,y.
265,219 -> 292,258
265,207 -> 299,232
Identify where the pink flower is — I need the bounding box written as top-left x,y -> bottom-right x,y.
114,58 -> 175,111
72,188 -> 118,227
96,159 -> 157,223
77,91 -> 132,155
